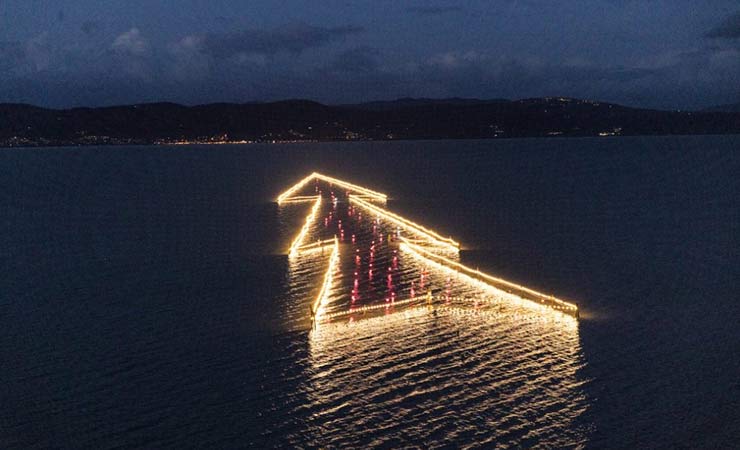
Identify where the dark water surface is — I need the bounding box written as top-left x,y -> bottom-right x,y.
2,137 -> 739,448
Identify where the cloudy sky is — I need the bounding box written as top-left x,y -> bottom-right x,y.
1,0 -> 739,109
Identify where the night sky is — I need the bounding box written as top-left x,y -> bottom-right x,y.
1,0 -> 739,109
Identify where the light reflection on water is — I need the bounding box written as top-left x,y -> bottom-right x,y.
281,178 -> 591,448
305,305 -> 589,448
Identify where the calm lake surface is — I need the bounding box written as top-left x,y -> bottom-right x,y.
2,137 -> 739,448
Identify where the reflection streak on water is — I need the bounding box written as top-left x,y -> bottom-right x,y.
306,306 -> 588,448
277,174 -> 590,447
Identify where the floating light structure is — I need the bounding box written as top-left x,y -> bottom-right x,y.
278,172 -> 578,323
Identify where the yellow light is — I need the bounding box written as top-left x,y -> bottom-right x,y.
401,242 -> 558,315
399,237 -> 578,316
277,173 -> 578,321
276,172 -> 387,204
288,195 -> 322,257
349,195 -> 460,252
313,172 -> 387,202
279,195 -> 322,204
276,173 -> 317,204
320,300 -> 577,328
295,238 -> 336,253
312,237 -> 339,322
321,295 -> 424,321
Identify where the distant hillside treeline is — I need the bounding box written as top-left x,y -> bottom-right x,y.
1,97 -> 740,147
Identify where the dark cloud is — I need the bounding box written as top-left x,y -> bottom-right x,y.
81,20 -> 100,36
111,28 -> 149,55
202,23 -> 364,58
0,36 -> 53,75
706,11 -> 740,39
406,6 -> 463,16
3,0 -> 740,111
0,42 -> 25,73
1,17 -> 737,111
309,47 -> 739,110
327,47 -> 380,74
3,38 -> 736,110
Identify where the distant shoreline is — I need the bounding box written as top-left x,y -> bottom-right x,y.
2,97 -> 740,148
6,133 -> 740,150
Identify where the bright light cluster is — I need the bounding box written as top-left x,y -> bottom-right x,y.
400,237 -> 579,316
349,194 -> 460,252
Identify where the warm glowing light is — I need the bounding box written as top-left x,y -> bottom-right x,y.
400,237 -> 578,316
276,173 -> 317,204
320,298 -> 577,329
276,172 -> 387,204
288,196 -> 322,257
312,237 -> 340,322
321,295 -> 424,321
295,238 -> 336,254
349,195 -> 460,252
313,172 -> 387,202
278,172 -> 578,324
279,195 -> 322,204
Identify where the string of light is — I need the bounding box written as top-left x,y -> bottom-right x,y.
400,237 -> 578,316
349,195 -> 460,252
312,237 -> 340,322
288,196 -> 322,257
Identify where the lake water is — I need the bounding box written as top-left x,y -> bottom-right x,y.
2,137 -> 739,448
